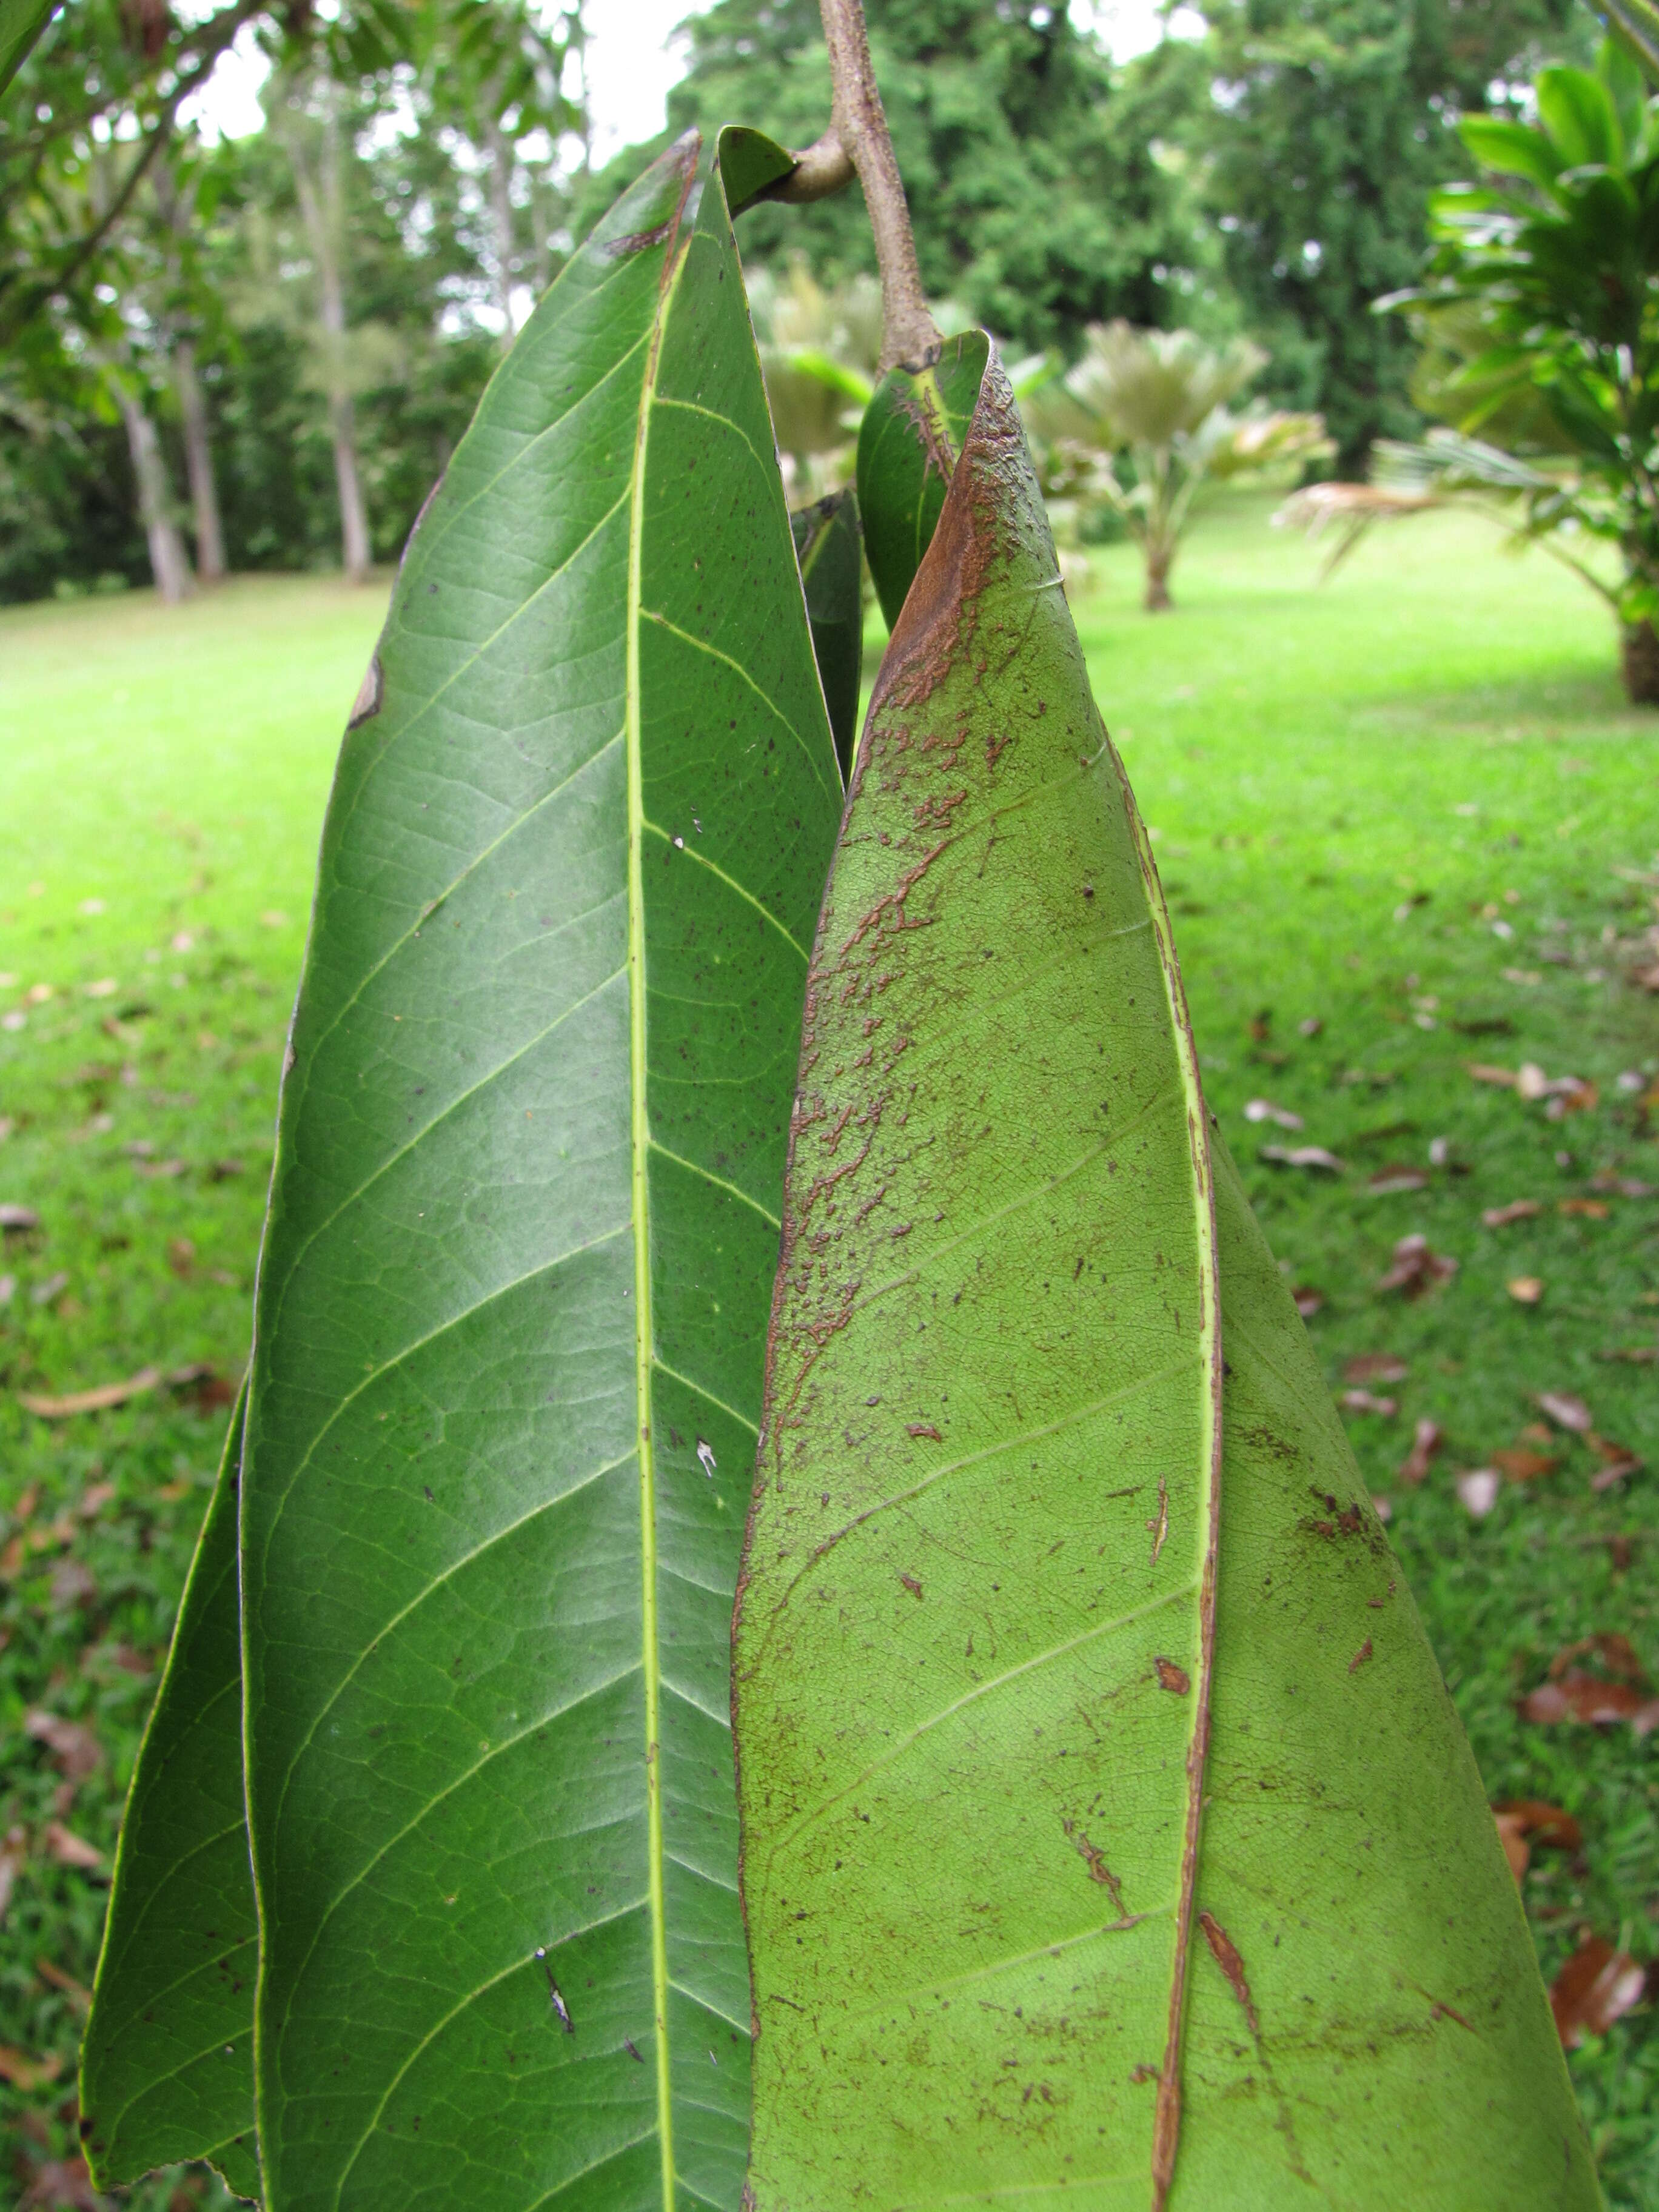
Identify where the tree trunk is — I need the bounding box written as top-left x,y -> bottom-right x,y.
116,384 -> 194,603
1144,549 -> 1173,613
1621,621 -> 1659,705
173,339 -> 227,582
289,85 -> 372,583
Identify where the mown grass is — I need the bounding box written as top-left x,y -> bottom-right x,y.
1,496 -> 1655,2207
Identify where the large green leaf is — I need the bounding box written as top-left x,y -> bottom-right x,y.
789,490 -> 863,782
0,0 -> 56,97
79,1389 -> 259,2199
233,128 -> 840,2211
856,330 -> 988,629
733,348 -> 1595,2208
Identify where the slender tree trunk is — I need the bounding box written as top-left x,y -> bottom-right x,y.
483,109 -> 518,337
116,384 -> 195,603
1621,621 -> 1659,704
1144,549 -> 1173,613
289,84 -> 372,582
173,339 -> 227,582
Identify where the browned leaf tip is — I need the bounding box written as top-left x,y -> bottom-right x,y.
1378,1233 -> 1457,1297
1549,1937 -> 1646,2047
1398,1418 -> 1442,1486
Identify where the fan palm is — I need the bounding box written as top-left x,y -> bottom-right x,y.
1025,321 -> 1331,610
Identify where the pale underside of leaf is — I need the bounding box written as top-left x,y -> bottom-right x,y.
734,348 -> 1595,2210
237,132 -> 839,2212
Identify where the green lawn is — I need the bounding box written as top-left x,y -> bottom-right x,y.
1,497 -> 1655,2206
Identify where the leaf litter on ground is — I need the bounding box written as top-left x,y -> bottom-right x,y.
1378,1233 -> 1458,1296
1550,1939 -> 1648,2048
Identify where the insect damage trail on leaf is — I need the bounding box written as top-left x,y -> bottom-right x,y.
736,347 -> 1223,2210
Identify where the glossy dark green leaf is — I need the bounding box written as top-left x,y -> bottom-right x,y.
79,1389 -> 260,2200
235,129 -> 840,2212
856,329 -> 989,629
0,0 -> 55,96
716,126 -> 798,218
734,349 -> 1594,2209
789,491 -> 863,782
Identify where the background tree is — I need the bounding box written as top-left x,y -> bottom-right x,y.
1287,37 -> 1659,701
1186,0 -> 1598,466
580,0 -> 1227,355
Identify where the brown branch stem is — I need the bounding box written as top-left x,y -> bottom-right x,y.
786,0 -> 939,375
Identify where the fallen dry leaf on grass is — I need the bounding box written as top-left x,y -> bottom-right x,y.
41,1821 -> 102,1869
49,1561 -> 96,1610
1340,1389 -> 1398,1416
1589,1435 -> 1643,1490
1552,1632 -> 1644,1682
1550,1937 -> 1646,2046
1508,1276 -> 1546,1305
1538,1391 -> 1593,1433
1493,1447 -> 1561,1481
0,1202 -> 40,1230
0,2044 -> 62,2091
18,1367 -> 160,1418
23,1712 -> 102,1785
1367,1165 -> 1429,1193
1599,1343 -> 1658,1364
1588,1173 -> 1655,1198
1259,1143 -> 1346,1173
1345,1353 -> 1409,1384
1523,1641 -> 1658,1733
18,2154 -> 104,2210
1399,1418 -> 1442,1486
0,1825 -> 27,1922
1244,1098 -> 1304,1129
1378,1233 -> 1458,1296
1493,1800 -> 1581,1882
35,1957 -> 91,2011
1522,1678 -> 1659,1730
1545,1080 -> 1598,1121
1483,1198 -> 1542,1228
1456,1469 -> 1501,1518
1558,1197 -> 1609,1219
1292,1287 -> 1323,1318
1467,1063 -> 1518,1087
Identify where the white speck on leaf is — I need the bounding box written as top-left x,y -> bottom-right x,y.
697,1437 -> 717,1478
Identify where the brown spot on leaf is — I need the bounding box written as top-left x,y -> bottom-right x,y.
1062,1819 -> 1127,1914
1348,1637 -> 1373,1674
1155,1657 -> 1190,1695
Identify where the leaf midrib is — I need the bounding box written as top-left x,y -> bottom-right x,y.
627,225 -> 694,2212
